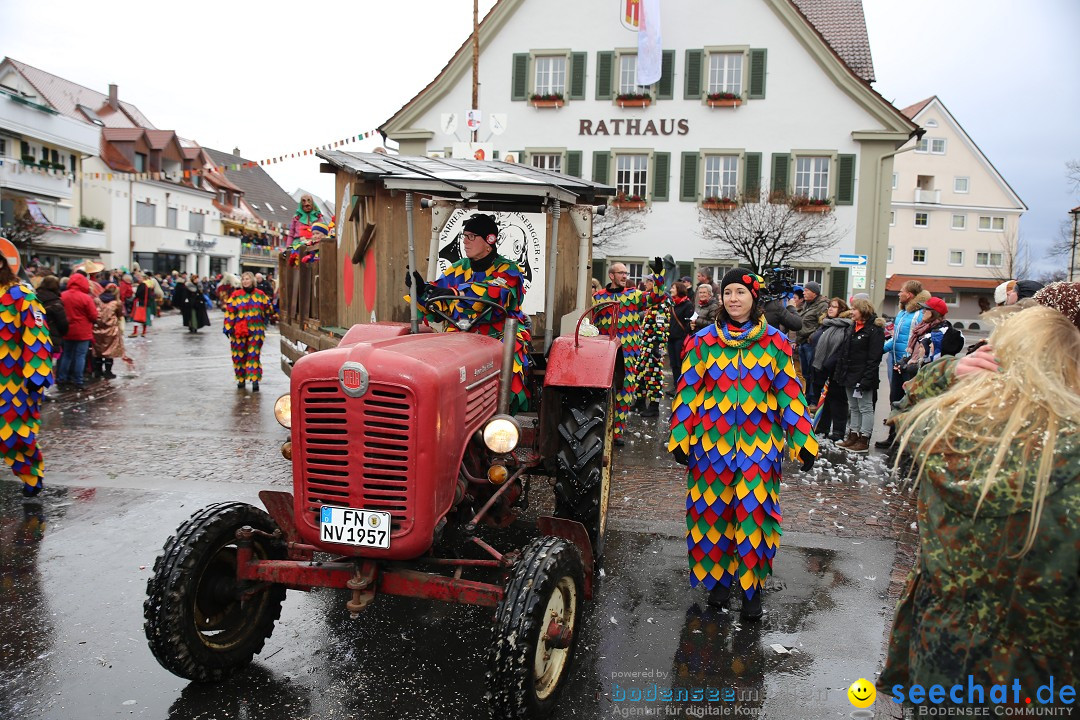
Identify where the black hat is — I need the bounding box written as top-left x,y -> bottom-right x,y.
720,268 -> 764,300
462,214 -> 499,245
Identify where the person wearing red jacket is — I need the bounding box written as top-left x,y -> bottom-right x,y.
58,272 -> 98,390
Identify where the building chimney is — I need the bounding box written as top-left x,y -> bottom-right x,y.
233,147 -> 241,156
108,84 -> 119,110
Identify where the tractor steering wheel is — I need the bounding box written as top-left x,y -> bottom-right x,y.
421,294 -> 510,333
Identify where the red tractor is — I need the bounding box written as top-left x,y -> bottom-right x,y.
144,155 -> 621,718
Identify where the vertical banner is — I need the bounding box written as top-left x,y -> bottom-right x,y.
437,211 -> 546,316
637,0 -> 663,85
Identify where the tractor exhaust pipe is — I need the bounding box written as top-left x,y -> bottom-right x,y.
405,191 -> 419,335
497,317 -> 517,416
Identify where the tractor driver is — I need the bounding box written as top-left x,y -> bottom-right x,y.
405,213 -> 532,414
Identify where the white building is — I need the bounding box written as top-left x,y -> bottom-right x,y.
0,58 -> 105,271
886,96 -> 1026,323
379,0 -> 918,305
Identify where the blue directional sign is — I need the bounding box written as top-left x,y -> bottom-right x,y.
838,254 -> 868,266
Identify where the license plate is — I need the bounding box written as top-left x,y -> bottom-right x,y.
319,506 -> 391,548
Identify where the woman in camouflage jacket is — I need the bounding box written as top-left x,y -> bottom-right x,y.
879,306 -> 1080,704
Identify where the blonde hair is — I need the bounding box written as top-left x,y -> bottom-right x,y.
894,306 -> 1080,556
850,297 -> 874,318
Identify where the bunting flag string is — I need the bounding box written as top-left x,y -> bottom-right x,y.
0,126 -> 383,184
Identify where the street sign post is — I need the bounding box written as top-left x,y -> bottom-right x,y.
838,254 -> 868,266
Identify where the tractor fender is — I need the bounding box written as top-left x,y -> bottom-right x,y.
544,335 -> 623,390
338,321 -> 434,348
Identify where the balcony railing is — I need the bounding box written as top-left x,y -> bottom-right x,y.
240,243 -> 284,258
0,159 -> 75,199
914,188 -> 941,204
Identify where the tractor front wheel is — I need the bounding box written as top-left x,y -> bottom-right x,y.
553,389 -> 614,563
144,502 -> 286,682
487,536 -> 584,719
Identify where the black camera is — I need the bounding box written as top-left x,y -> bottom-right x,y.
762,266 -> 796,302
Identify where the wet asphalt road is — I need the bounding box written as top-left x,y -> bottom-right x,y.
1,311 -> 898,720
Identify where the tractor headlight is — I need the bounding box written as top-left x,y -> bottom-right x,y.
482,415 -> 520,454
274,394 -> 292,428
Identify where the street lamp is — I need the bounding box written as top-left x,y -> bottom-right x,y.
1070,206 -> 1080,282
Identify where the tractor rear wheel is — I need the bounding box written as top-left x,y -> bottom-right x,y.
487,536 -> 584,719
553,388 -> 614,563
144,502 -> 286,681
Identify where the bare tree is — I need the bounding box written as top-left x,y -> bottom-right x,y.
988,228 -> 1031,281
591,203 -> 649,253
1067,159 -> 1080,196
697,191 -> 842,274
1035,268 -> 1067,286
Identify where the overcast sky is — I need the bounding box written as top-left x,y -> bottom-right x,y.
3,0 -> 1076,272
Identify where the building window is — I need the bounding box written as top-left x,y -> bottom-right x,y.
618,54 -> 649,95
916,138 -> 928,153
976,252 -> 1003,267
192,175 -> 201,188
217,189 -> 226,204
0,137 -> 6,158
703,155 -> 738,201
887,246 -> 894,263
189,212 -> 205,233
210,257 -> 228,276
912,248 -> 927,264
135,201 -> 156,226
233,193 -> 241,209
978,216 -> 1005,232
914,212 -> 929,227
949,250 -> 964,266
707,52 -> 742,95
951,214 -> 966,230
889,211 -> 895,226
931,138 -> 946,154
531,153 -> 563,172
625,261 -> 644,285
534,56 -> 566,96
891,172 -> 898,190
69,154 -> 76,172
794,156 -> 830,201
954,176 -> 969,193
616,154 -> 649,199
134,153 -> 147,173
167,207 -> 178,229
794,268 -> 823,285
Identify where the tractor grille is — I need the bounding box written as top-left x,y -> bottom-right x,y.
465,375 -> 498,426
299,381 -> 414,535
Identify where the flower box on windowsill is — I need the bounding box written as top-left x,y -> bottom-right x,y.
707,98 -> 743,108
530,99 -> 564,109
612,200 -> 647,210
702,200 -> 738,211
793,203 -> 832,213
616,95 -> 652,108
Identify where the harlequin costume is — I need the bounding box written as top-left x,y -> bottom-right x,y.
639,302 -> 668,408
592,262 -> 666,441
408,215 -> 531,414
223,286 -> 273,385
668,269 -> 817,613
0,280 -> 53,496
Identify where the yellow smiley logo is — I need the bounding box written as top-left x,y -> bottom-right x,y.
847,678 -> 876,708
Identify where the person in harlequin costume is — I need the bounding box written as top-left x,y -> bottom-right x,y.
592,258 -> 666,445
667,268 -> 818,620
223,271 -> 273,392
0,248 -> 53,497
637,275 -> 668,418
405,213 -> 531,414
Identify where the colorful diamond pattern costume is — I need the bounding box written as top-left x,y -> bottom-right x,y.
668,316 -> 818,600
410,254 -> 531,414
592,271 -> 666,440
223,288 -> 273,382
0,282 -> 53,493
639,303 -> 669,404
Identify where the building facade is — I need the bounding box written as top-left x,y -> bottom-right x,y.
0,60 -> 105,272
886,96 -> 1026,322
379,0 -> 917,305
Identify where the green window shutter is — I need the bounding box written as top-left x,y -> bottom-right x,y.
836,154 -> 856,205
511,53 -> 529,101
680,152 -> 699,202
743,152 -> 762,198
566,151 -> 582,178
748,49 -> 767,99
493,150 -> 500,160
684,49 -> 703,99
569,52 -> 587,100
652,152 -> 671,201
596,51 -> 614,100
656,50 -> 676,100
592,151 -> 610,184
771,153 -> 790,195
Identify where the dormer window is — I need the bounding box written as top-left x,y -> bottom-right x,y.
233,194 -> 241,209
134,153 -> 147,172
